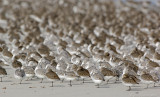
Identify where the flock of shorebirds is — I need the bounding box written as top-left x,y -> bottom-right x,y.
0,0 -> 160,91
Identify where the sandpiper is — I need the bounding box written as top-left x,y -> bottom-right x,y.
34,64 -> 46,83
65,71 -> 78,86
56,70 -> 65,83
46,69 -> 60,87
140,71 -> 157,89
22,65 -> 35,80
38,44 -> 50,56
14,68 -> 25,84
130,48 -> 144,60
77,66 -> 90,83
122,73 -> 139,91
2,48 -> 13,58
0,66 -> 7,82
100,67 -> 118,84
90,71 -> 105,88
12,59 -> 22,69
153,52 -> 160,61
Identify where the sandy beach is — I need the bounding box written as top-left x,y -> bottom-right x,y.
0,66 -> 159,97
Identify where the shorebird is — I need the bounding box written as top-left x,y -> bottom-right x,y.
38,44 -> 50,56
149,68 -> 160,87
56,70 -> 65,83
2,48 -> 13,58
130,48 -> 144,60
22,66 -> 35,80
140,71 -> 157,89
90,71 -> 105,88
106,43 -> 119,55
46,69 -> 60,87
122,73 -> 139,91
109,55 -> 122,67
28,51 -> 42,62
147,60 -> 160,68
77,66 -> 90,83
100,67 -> 118,84
44,55 -> 55,63
153,52 -> 160,61
71,64 -> 79,73
65,71 -> 78,86
71,64 -> 80,80
14,68 -> 25,84
34,64 -> 46,83
0,66 -> 7,82
27,58 -> 38,66
0,60 -> 8,66
12,59 -> 22,69
16,53 -> 27,62
103,52 -> 111,62
50,60 -> 58,68
122,63 -> 139,77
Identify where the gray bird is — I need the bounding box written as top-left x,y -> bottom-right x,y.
14,68 -> 25,84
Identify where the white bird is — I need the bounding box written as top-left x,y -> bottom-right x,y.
34,64 -> 46,83
21,66 -> 35,80
90,70 -> 105,88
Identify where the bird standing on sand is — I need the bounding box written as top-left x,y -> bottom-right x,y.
0,66 -> 7,82
77,66 -> 90,83
12,59 -> 22,69
100,67 -> 118,84
14,68 -> 25,84
34,64 -> 46,83
90,71 -> 105,88
22,66 -> 35,81
46,69 -> 60,87
140,72 -> 157,89
65,71 -> 78,87
122,73 -> 139,91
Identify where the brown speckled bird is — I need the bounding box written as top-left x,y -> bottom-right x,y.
2,48 -> 13,58
100,67 -> 118,84
12,59 -> 22,69
140,72 -> 157,89
0,66 -> 7,82
46,69 -> 60,87
77,66 -> 90,83
122,74 -> 139,91
38,44 -> 50,55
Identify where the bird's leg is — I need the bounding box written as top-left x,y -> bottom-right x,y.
147,84 -> 149,89
127,86 -> 131,91
20,79 -> 22,84
97,84 -> 99,88
40,78 -> 43,83
61,79 -> 64,83
129,86 -> 131,91
51,81 -> 53,87
83,78 -> 84,83
77,76 -> 80,81
106,79 -> 109,84
153,83 -> 156,87
69,80 -> 72,87
0,77 -> 2,82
